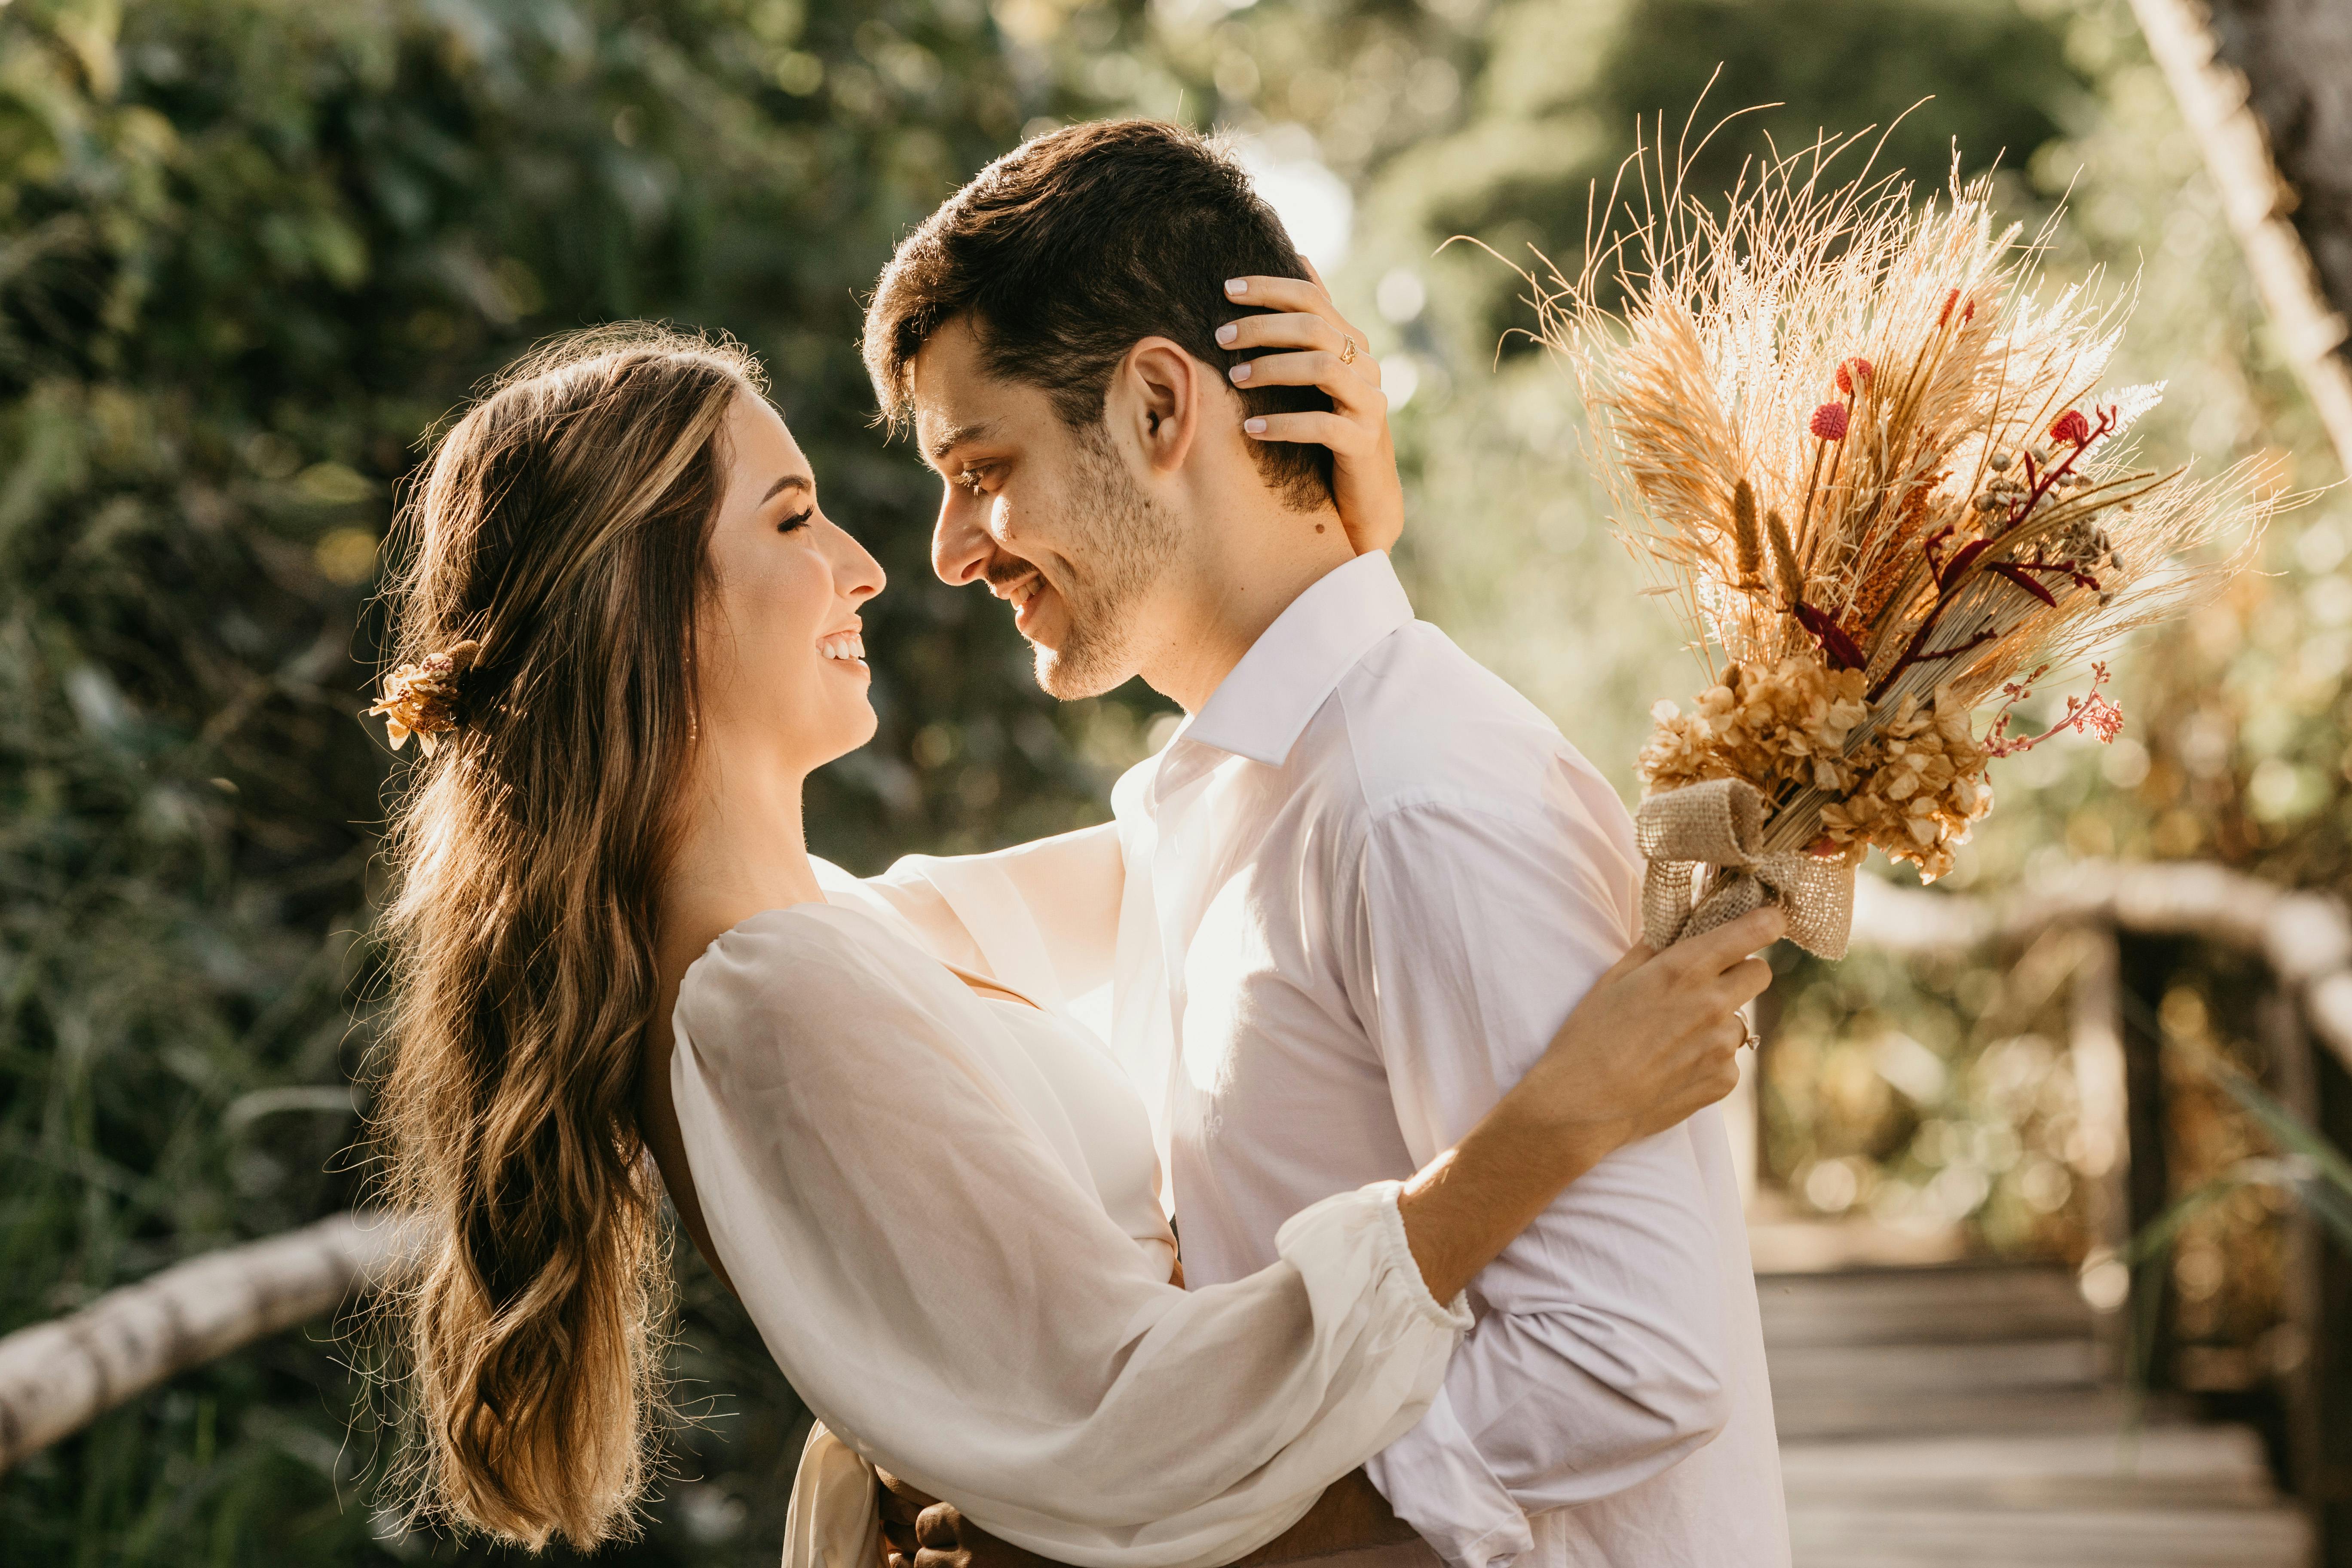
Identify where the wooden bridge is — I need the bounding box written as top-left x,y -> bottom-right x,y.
1738,862 -> 2352,1568
1761,1259 -> 2309,1566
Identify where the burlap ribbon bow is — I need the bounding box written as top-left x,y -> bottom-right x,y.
1634,777 -> 1854,959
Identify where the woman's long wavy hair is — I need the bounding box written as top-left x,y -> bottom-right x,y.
369,324 -> 760,1550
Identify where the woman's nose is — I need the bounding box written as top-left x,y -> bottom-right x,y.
931,487 -> 993,587
830,518 -> 886,601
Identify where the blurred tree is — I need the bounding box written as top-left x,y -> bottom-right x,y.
0,0 -> 1139,1559
2205,0 -> 2352,331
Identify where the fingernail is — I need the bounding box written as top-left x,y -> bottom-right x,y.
1229,362 -> 1252,383
1225,278 -> 1246,295
1243,416 -> 1267,434
1216,322 -> 1238,346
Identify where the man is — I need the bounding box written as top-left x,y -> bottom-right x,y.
825,119 -> 1788,1568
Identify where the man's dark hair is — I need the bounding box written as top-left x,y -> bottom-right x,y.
864,119 -> 1335,511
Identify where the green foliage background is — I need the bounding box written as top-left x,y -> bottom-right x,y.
0,0 -> 2331,1561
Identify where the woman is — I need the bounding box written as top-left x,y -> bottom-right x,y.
368,323 -> 1777,1560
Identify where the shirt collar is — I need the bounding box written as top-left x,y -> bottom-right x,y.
1177,551 -> 1415,769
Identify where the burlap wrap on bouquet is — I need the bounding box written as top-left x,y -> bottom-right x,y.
1635,777 -> 1854,959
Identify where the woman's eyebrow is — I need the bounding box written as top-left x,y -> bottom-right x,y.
761,474 -> 813,503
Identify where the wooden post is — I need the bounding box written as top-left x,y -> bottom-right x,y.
2310,1014 -> 2352,1568
2071,924 -> 2134,1367
2261,987 -> 2326,1556
2118,931 -> 2183,1389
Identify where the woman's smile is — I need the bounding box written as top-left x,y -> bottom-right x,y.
817,624 -> 869,671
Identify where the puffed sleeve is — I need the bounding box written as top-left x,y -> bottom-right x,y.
670,906 -> 1468,1568
811,819 -> 1125,1016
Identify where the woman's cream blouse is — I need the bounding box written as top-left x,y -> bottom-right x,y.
668,904 -> 1468,1568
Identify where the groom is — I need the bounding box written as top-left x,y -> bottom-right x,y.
829,119 -> 1788,1568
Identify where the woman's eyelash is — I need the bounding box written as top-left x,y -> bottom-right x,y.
776,509 -> 814,533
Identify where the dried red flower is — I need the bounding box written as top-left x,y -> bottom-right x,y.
1835,357 -> 1875,396
1809,401 -> 1850,441
2049,409 -> 2093,447
1938,288 -> 1960,327
1986,662 -> 2122,756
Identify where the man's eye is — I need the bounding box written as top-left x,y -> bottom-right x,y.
777,508 -> 814,533
956,466 -> 995,495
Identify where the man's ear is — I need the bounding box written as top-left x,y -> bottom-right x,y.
1113,337 -> 1207,477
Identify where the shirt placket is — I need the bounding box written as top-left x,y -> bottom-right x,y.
1146,752 -> 1213,1060
1136,741 -> 1244,1220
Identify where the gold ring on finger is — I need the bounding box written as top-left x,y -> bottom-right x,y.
1740,1029 -> 1760,1051
1338,334 -> 1357,365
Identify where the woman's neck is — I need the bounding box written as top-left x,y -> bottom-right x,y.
645,739 -> 818,1306
662,744 -> 826,961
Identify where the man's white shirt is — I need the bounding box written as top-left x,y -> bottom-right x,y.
822,551 -> 1789,1568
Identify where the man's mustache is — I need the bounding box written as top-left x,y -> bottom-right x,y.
984,560 -> 1043,594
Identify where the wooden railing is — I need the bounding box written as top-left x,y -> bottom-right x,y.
0,1210 -> 417,1471
1839,861 -> 2352,1553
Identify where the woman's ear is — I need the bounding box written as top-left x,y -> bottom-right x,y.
1115,337 -> 1202,477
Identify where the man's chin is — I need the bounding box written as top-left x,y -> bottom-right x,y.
1032,637 -> 1132,701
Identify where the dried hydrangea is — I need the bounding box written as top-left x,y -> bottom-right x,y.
1639,655 -> 1873,799
1818,684 -> 1993,881
1641,655 -> 1997,884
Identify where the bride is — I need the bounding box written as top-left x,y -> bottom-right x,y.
367,324 -> 1778,1561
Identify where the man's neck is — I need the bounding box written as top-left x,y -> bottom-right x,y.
1141,496 -> 1355,714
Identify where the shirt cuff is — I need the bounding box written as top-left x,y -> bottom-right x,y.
1364,1387 -> 1533,1568
1371,1180 -> 1477,1333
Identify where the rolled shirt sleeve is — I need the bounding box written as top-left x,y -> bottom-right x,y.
1350,785 -> 1733,1568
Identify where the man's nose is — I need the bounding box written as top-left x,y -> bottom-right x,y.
931,487 -> 993,587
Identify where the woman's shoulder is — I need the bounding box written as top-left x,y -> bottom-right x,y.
677,903 -> 944,1042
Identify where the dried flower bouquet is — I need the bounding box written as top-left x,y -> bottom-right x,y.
1541,131 -> 2266,958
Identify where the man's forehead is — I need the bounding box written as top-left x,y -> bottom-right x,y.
919,413 -> 999,463
909,318 -> 1061,460
910,325 -> 988,449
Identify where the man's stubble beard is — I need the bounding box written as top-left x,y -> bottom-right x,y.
1028,421 -> 1181,700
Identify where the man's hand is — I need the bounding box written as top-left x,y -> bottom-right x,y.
906,1498 -> 1060,1568
876,1467 -> 1060,1568
876,1465 -> 1413,1568
876,1468 -> 935,1568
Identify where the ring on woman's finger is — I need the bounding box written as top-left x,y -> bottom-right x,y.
1741,1027 -> 1760,1051
1338,334 -> 1357,365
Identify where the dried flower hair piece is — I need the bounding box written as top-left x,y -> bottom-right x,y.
368,639 -> 481,755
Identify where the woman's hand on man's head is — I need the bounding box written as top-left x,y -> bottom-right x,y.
1216,261 -> 1403,557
